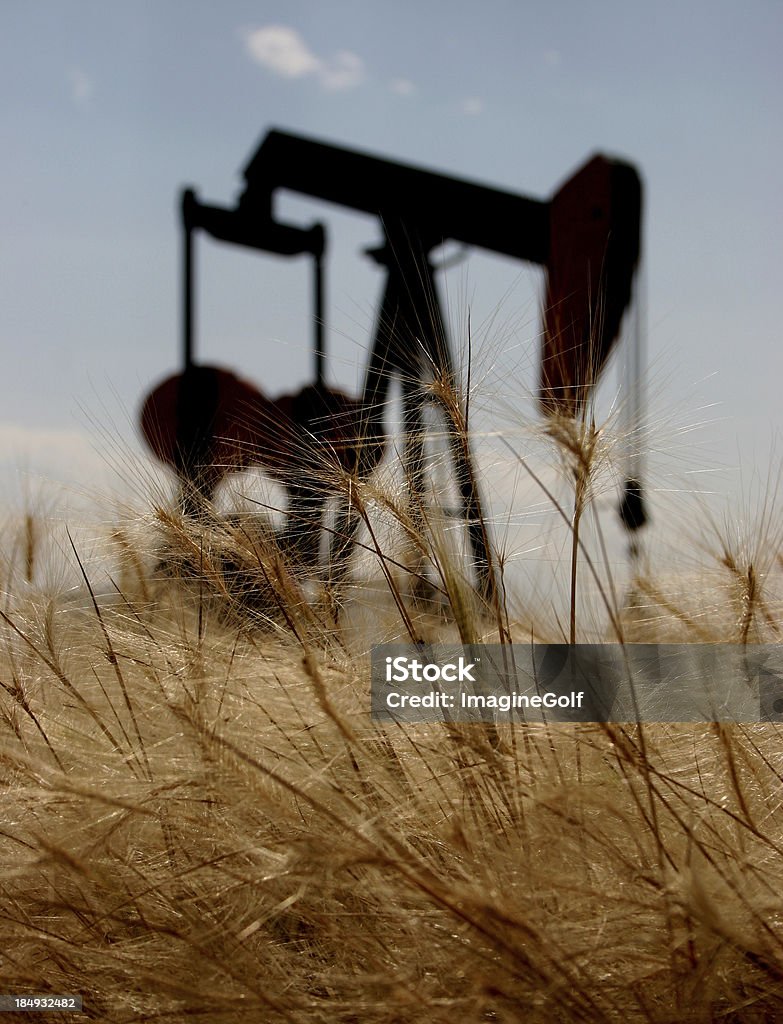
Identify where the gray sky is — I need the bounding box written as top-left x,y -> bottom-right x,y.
2,1 -> 781,548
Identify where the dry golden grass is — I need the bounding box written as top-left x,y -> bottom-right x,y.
1,370 -> 782,1023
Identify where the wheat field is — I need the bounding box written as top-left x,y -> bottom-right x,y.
1,397 -> 782,1024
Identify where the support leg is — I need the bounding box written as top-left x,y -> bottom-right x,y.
325,499 -> 362,602
283,480 -> 327,571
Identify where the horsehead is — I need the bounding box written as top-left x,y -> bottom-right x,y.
140,129 -> 645,597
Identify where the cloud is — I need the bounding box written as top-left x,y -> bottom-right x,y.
461,96 -> 484,116
68,67 -> 93,106
390,78 -> 416,97
319,50 -> 364,90
243,25 -> 320,78
543,49 -> 562,68
243,25 -> 364,91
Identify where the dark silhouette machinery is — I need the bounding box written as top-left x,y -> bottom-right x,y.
140,129 -> 646,597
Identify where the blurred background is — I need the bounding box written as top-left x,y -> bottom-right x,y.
1,1 -> 780,589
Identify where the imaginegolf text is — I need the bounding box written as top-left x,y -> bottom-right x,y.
385,691 -> 586,711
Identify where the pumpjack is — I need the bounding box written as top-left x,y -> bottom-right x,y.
140,128 -> 646,599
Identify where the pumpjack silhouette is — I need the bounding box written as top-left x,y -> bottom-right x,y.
140,129 -> 646,599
